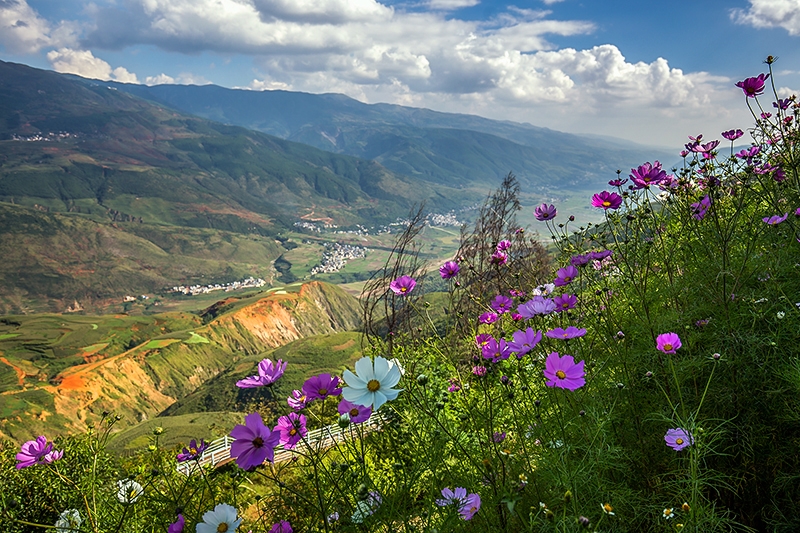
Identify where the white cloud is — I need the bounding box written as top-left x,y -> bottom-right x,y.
46,48 -> 139,83
0,0 -> 75,53
427,0 -> 480,10
144,72 -> 211,85
731,0 -> 800,35
541,0 -> 566,4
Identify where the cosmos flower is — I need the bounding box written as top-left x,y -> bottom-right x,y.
656,332 -> 682,354
16,436 -> 62,469
302,373 -> 342,401
517,296 -> 557,318
553,293 -> 577,312
490,251 -> 508,265
545,326 -> 587,340
55,509 -> 82,533
287,390 -> 309,411
390,275 -> 416,296
496,239 -> 511,252
270,521 -> 293,533
481,338 -> 513,363
508,327 -> 542,358
479,312 -> 498,324
735,73 -> 769,98
763,213 -> 788,225
337,399 -> 372,424
435,487 -> 481,520
630,161 -> 669,189
570,254 -> 591,267
591,191 -> 623,210
491,295 -> 514,314
342,356 -> 402,410
665,428 -> 693,451
274,413 -> 307,450
554,265 -> 579,287
722,129 -> 744,141
230,412 -> 281,469
196,504 -> 242,533
236,358 -> 286,388
439,261 -> 460,279
475,333 -> 493,348
543,352 -> 585,391
534,203 -> 557,221
167,514 -> 184,533
116,479 -> 144,504
176,439 -> 208,462
690,195 -> 711,220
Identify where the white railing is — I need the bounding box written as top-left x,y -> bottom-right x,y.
176,412 -> 387,476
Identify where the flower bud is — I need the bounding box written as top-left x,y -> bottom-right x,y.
578,516 -> 590,528
338,414 -> 351,429
564,490 -> 572,503
153,426 -> 164,435
416,374 -> 429,386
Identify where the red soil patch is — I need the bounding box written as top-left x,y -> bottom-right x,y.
58,374 -> 84,390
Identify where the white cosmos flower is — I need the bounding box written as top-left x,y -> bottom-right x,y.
196,503 -> 242,533
116,479 -> 143,504
342,356 -> 402,410
55,509 -> 81,532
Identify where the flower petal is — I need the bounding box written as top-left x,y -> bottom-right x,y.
354,357 -> 375,381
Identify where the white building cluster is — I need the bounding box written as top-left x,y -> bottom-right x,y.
10,132 -> 77,142
169,277 -> 266,296
311,243 -> 368,275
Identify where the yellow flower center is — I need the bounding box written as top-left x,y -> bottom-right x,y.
350,408 -> 359,417
663,343 -> 673,351
564,276 -> 572,282
217,523 -> 229,533
603,200 -> 611,207
367,379 -> 381,392
675,438 -> 684,445
189,447 -> 197,455
604,503 -> 613,512
556,370 -> 566,379
319,388 -> 328,395
400,287 -> 407,292
289,428 -> 297,436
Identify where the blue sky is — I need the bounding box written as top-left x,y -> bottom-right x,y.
1,0 -> 798,148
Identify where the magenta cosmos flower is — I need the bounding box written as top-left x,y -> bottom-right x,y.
390,275 -> 416,295
491,295 -> 514,314
722,129 -> 744,141
274,412 -> 307,449
496,239 -> 511,252
553,293 -> 577,312
230,412 -> 281,469
591,191 -> 623,210
508,327 -> 542,357
302,373 -> 342,401
168,514 -> 185,533
270,521 -> 293,533
554,265 -> 579,287
439,261 -> 460,279
287,390 -> 308,411
763,213 -> 788,225
479,311 -> 498,324
176,439 -> 208,462
545,326 -> 587,340
436,487 -> 481,520
337,399 -> 372,423
656,332 -> 682,354
517,295 -> 557,318
630,161 -> 669,189
735,73 -> 769,98
543,352 -> 585,391
664,428 -> 693,451
691,196 -> 711,221
481,338 -> 513,363
16,436 -> 62,469
534,203 -> 557,221
236,358 -> 286,388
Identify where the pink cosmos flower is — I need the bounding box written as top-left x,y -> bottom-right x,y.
460,493 -> 481,520
479,312 -> 498,324
690,195 -> 711,221
230,413 -> 281,470
630,161 -> 669,189
287,390 -> 309,411
439,261 -> 460,279
337,399 -> 372,424
490,251 -> 508,265
491,295 -> 514,314
472,366 -> 488,377
763,213 -> 788,225
508,327 -> 542,357
591,191 -> 623,210
15,436 -> 62,469
274,413 -> 307,450
481,338 -> 513,363
736,73 -> 769,98
270,521 -> 293,533
554,265 -> 579,287
236,359 -> 286,388
545,326 -> 587,339
534,203 -> 557,221
543,352 -> 585,391
656,332 -> 682,354
475,333 -> 493,348
722,129 -> 744,141
664,428 -> 693,451
302,373 -> 342,401
496,240 -> 511,252
553,293 -> 577,312
390,275 -> 416,295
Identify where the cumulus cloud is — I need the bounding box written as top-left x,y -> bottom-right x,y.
731,0 -> 800,35
427,0 -> 481,10
46,48 -> 139,83
0,0 -> 75,53
144,72 -> 211,85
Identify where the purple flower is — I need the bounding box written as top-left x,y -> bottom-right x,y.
460,493 -> 481,520
270,521 -> 293,533
763,213 -> 788,225
588,250 -> 613,261
690,195 -> 711,221
496,239 -> 511,252
656,332 -> 681,354
472,365 -> 488,377
274,412 -> 307,449
508,327 -> 542,357
492,431 -> 506,443
722,129 -> 744,141
630,161 -> 669,189
479,312 -> 498,324
436,488 -> 481,520
236,358 -> 286,388
774,167 -> 787,182
15,436 -> 62,469
390,275 -> 416,296
774,98 -> 792,110
491,295 -> 514,314
545,326 -> 587,340
534,203 -> 557,221
795,207 -> 800,217
553,265 -> 579,287
230,412 -> 281,470
543,352 -> 585,391
490,251 -> 508,266
302,373 -> 342,401
735,73 -> 769,98
608,178 -> 628,187
698,140 -> 720,154
287,390 -> 309,411
481,338 -> 513,363
176,439 -> 208,463
570,254 -> 591,267
447,379 -> 461,393
337,399 -> 372,424
168,514 -> 185,533
754,163 -> 778,175
475,333 -> 493,348
591,191 -> 623,210
517,295 -> 557,318
553,293 -> 577,312
664,428 -> 693,451
266,520 -> 292,533
735,145 -> 761,160
439,261 -> 460,279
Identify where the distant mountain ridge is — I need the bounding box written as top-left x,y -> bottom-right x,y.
107,82 -> 673,190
